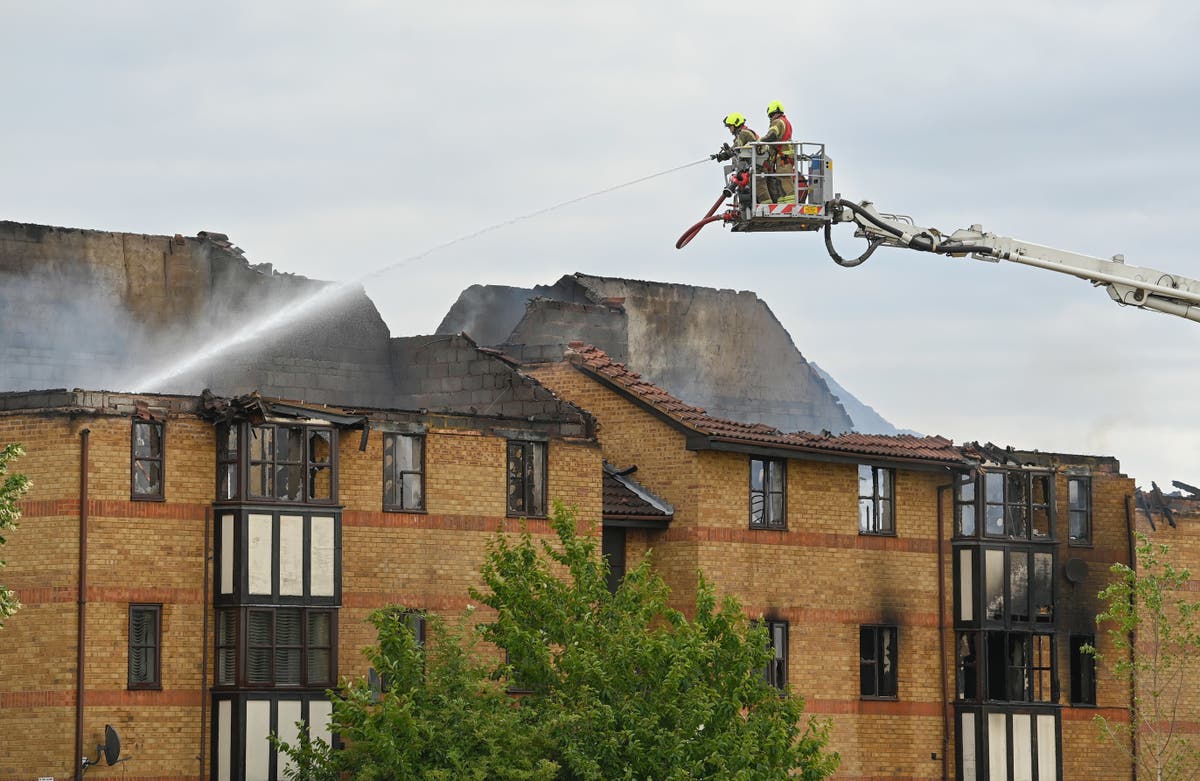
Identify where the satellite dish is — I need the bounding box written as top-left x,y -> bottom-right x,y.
103,725 -> 121,766
1065,558 -> 1089,584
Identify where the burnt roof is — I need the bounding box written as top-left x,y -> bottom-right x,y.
566,344 -> 966,470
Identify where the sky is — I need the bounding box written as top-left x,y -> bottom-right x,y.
2,1 -> 1198,489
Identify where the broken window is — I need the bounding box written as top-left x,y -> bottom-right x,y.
984,631 -> 1055,703
128,603 -> 161,689
957,632 -> 978,700
860,625 -> 898,698
750,457 -> 786,530
246,424 -> 336,504
383,433 -> 425,512
1068,477 -> 1091,545
759,619 -> 788,690
982,547 -> 1054,626
506,440 -> 546,517
1069,634 -> 1096,706
980,470 -> 1054,540
131,419 -> 165,500
858,465 -> 894,535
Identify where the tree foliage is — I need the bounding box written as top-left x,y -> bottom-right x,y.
1090,533 -> 1200,781
0,442 -> 32,628
279,502 -> 838,780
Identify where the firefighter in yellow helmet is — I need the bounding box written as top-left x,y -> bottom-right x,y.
757,100 -> 796,203
712,112 -> 759,161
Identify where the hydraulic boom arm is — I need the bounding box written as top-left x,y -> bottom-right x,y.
828,197 -> 1200,324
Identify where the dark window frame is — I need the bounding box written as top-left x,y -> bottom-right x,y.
858,465 -> 895,536
1068,476 -> 1092,547
980,546 -> 1056,628
506,440 -> 547,518
217,423 -> 240,502
756,619 -> 788,691
216,606 -> 337,690
128,603 -> 162,690
977,469 -> 1054,541
243,423 -> 338,505
383,433 -> 426,512
860,624 -> 899,699
1069,633 -> 1097,706
749,457 -> 787,530
982,629 -> 1057,704
131,418 -> 166,501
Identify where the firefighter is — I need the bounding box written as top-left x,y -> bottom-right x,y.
711,113 -> 758,161
758,100 -> 796,203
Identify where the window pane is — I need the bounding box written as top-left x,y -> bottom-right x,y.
957,633 -> 977,700
309,465 -> 332,500
218,648 -> 236,685
278,427 -> 303,463
1068,478 -> 1080,507
403,473 -> 423,510
751,459 -> 764,491
1010,551 -> 1029,622
278,464 -> 303,501
878,499 -> 893,533
957,474 -> 975,502
219,425 -> 238,460
1006,472 -> 1026,505
252,426 -> 273,461
1007,505 -> 1028,538
276,649 -> 302,684
768,493 -> 784,526
309,429 -> 332,465
133,461 -> 162,496
985,550 -> 1004,621
276,609 -> 302,645
248,649 -> 272,683
880,628 -> 896,696
307,649 -> 330,684
308,611 -> 331,646
1031,507 -> 1050,539
1033,553 -> 1053,621
959,504 -> 976,536
1012,714 -> 1033,781
858,499 -> 873,533
529,442 -> 545,515
858,465 -> 872,498
133,421 -> 161,459
985,505 -> 1004,536
751,495 -> 765,527
219,464 -> 237,500
959,549 -> 974,622
985,473 -> 1003,503
878,469 -> 892,499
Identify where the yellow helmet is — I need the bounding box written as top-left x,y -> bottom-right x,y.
723,112 -> 746,128
767,100 -> 786,116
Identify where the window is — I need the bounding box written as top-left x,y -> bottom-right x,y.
128,604 -> 162,689
982,470 -> 1052,540
1068,477 -> 1091,545
506,440 -> 546,516
131,419 -> 164,500
1069,634 -> 1096,705
955,471 -> 976,536
217,424 -> 238,501
247,424 -> 335,503
858,465 -> 894,535
860,625 -> 898,698
761,619 -> 788,690
383,433 -> 425,511
216,607 -> 335,688
982,547 -> 1054,626
984,631 -> 1055,703
750,457 -> 786,530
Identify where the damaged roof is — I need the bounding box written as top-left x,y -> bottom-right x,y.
566,344 -> 966,469
603,461 -> 674,527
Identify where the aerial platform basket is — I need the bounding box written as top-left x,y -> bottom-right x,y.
676,141 -> 835,248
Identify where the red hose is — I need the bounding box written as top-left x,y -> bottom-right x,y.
675,191 -> 730,249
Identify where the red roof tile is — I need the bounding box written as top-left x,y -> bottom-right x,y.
566,345 -> 964,467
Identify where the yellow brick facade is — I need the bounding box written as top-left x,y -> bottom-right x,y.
0,398 -> 600,781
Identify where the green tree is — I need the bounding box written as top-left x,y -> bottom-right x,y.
475,502 -> 838,781
1090,533 -> 1200,781
279,502 -> 838,780
0,443 -> 32,628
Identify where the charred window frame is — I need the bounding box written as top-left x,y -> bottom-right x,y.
131,419 -> 165,501
506,440 -> 547,517
981,470 -> 1054,541
1068,477 -> 1092,546
955,471 -> 976,536
216,607 -> 336,689
860,625 -> 898,699
128,603 -> 162,690
1069,634 -> 1096,706
983,631 -> 1057,704
858,465 -> 894,535
383,434 -> 425,512
246,424 -> 336,504
982,547 -> 1055,626
750,457 -> 787,530
758,619 -> 788,690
